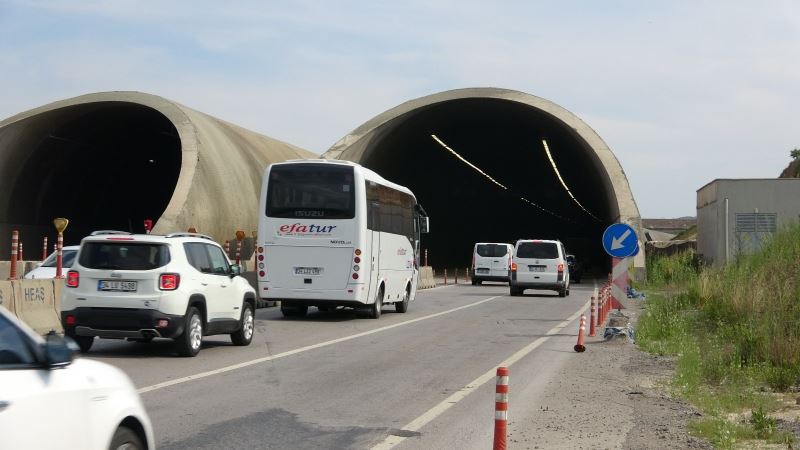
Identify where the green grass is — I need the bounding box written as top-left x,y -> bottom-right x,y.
637,224 -> 800,448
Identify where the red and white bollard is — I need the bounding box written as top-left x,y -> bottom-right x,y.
55,233 -> 64,279
224,240 -> 230,258
18,241 -> 24,262
494,366 -> 509,450
574,314 -> 587,352
235,239 -> 243,265
589,296 -> 596,337
9,230 -> 19,280
42,236 -> 48,261
444,268 -> 448,285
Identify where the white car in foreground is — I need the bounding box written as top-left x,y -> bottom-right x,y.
0,306 -> 154,449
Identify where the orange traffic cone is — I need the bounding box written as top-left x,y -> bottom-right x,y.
574,314 -> 586,352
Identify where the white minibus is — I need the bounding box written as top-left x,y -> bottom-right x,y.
256,159 -> 429,319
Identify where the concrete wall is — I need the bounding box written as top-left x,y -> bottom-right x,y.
697,179 -> 800,266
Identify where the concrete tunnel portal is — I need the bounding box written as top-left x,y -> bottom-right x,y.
1,102 -> 182,242
324,88 -> 643,275
1,89 -> 642,277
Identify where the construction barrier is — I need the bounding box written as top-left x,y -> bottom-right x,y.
0,261 -> 25,280
0,280 -> 16,315
7,279 -> 63,334
418,266 -> 436,289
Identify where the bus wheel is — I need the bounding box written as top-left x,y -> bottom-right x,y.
369,287 -> 383,319
395,288 -> 410,313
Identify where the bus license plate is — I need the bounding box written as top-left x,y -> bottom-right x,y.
98,280 -> 137,292
528,266 -> 546,272
294,267 -> 322,276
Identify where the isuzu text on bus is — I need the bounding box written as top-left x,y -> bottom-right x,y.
256,159 -> 429,319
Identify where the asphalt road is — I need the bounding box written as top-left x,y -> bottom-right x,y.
86,279 -> 598,449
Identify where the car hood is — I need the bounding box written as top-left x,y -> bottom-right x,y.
69,358 -> 138,391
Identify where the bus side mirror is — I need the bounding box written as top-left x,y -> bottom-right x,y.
420,217 -> 430,234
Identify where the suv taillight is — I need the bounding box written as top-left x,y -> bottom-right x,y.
159,273 -> 180,290
66,270 -> 79,288
557,263 -> 565,273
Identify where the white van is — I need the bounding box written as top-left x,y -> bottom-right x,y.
471,243 -> 513,285
510,239 -> 570,297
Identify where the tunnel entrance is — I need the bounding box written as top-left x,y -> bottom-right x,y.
0,102 -> 181,252
353,98 -> 617,274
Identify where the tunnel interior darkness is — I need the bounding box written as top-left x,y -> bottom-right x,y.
2,102 -> 181,250
359,98 -> 616,274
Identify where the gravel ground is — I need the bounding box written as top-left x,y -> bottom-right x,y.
508,293 -> 714,450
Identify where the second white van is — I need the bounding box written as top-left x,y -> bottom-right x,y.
471,243 -> 513,285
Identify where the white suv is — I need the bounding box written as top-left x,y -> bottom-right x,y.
510,239 -> 570,297
62,231 -> 257,357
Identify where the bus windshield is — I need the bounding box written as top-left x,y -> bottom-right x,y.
266,164 -> 356,219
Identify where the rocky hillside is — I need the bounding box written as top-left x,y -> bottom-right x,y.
780,158 -> 800,178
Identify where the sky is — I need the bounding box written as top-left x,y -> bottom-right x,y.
1,1 -> 798,218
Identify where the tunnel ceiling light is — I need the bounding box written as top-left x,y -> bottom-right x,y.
431,133 -> 575,224
542,139 -> 601,222
431,134 -> 507,190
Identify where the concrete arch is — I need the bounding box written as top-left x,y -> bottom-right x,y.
0,91 -> 313,248
323,87 -> 644,273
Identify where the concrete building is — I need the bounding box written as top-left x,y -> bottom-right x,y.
697,179 -> 800,266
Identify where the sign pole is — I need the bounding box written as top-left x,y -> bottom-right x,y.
53,218 -> 69,279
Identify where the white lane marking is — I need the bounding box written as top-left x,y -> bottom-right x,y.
371,298 -> 591,450
137,295 -> 504,394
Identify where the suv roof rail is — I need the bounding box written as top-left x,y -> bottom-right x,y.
165,232 -> 215,241
90,230 -> 133,236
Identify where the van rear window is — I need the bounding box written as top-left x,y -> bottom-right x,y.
476,244 -> 508,258
79,242 -> 170,270
516,242 -> 559,259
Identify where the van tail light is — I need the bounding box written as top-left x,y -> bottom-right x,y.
511,262 -> 517,272
159,273 -> 180,291
66,270 -> 79,288
557,263 -> 565,273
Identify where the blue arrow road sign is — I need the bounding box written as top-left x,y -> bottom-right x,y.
602,223 -> 638,258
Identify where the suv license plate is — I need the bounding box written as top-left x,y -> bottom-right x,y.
294,267 -> 322,276
528,266 -> 546,272
98,280 -> 137,292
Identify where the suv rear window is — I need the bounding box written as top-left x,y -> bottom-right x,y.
516,242 -> 559,259
79,242 -> 170,270
476,244 -> 508,258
